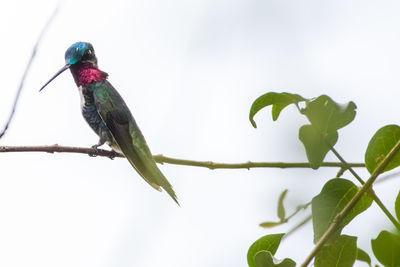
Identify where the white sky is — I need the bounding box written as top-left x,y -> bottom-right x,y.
1,0 -> 400,266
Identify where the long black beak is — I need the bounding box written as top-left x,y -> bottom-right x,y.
39,64 -> 71,92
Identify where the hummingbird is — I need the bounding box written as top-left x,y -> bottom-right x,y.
40,42 -> 178,205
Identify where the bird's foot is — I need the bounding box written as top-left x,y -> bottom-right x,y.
108,150 -> 118,160
89,144 -> 100,157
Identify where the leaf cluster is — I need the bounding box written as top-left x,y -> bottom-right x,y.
247,92 -> 400,267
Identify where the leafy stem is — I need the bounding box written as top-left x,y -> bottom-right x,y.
301,138 -> 400,267
328,145 -> 400,232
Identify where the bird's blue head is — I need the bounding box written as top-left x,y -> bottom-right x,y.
64,42 -> 98,66
39,41 -> 99,91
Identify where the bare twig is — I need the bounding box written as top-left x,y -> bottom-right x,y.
0,145 -> 122,158
0,145 -> 366,169
301,139 -> 400,267
0,5 -> 59,139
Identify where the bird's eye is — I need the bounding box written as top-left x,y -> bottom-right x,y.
81,49 -> 93,61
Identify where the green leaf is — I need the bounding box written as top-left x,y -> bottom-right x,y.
259,221 -> 283,228
371,230 -> 400,267
365,125 -> 400,174
247,234 -> 285,267
299,125 -> 338,169
254,251 -> 296,267
315,235 -> 357,267
298,95 -> 356,169
312,179 -> 373,243
302,95 -> 357,133
396,190 -> 400,222
277,189 -> 288,221
356,248 -> 371,267
249,92 -> 305,128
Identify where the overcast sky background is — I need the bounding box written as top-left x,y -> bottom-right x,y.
1,0 -> 400,266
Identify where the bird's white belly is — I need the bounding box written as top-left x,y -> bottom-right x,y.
78,86 -> 85,109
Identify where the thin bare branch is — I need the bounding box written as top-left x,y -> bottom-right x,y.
0,145 -> 366,169
0,144 -> 122,158
0,5 -> 59,139
153,155 -> 365,169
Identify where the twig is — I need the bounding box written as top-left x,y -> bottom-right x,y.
0,145 -> 123,158
154,156 -> 365,169
300,138 -> 400,267
283,215 -> 312,240
0,5 -> 59,139
335,167 -> 346,178
259,201 -> 310,229
0,145 -> 366,169
329,146 -> 400,237
284,202 -> 311,222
